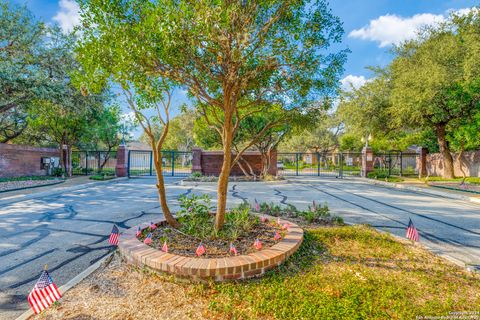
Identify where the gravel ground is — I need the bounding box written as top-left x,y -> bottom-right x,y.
0,179 -> 63,192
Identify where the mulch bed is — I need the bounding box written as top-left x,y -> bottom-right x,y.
138,219 -> 287,258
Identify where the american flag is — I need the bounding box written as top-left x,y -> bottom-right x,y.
254,198 -> 260,212
162,241 -> 168,253
196,243 -> 206,256
254,238 -> 262,250
261,215 -> 268,223
108,225 -> 119,246
144,233 -> 152,245
149,222 -> 157,230
406,218 -> 419,242
229,243 -> 238,256
136,226 -> 141,237
28,270 -> 62,314
274,231 -> 282,241
282,222 -> 290,230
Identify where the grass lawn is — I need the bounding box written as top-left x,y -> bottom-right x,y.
425,177 -> 480,185
0,175 -> 56,183
34,225 -> 480,320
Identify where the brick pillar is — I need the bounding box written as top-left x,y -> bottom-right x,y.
361,146 -> 374,178
115,145 -> 128,177
418,147 -> 428,178
192,148 -> 202,174
268,149 -> 278,176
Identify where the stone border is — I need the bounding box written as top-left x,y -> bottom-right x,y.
118,215 -> 303,282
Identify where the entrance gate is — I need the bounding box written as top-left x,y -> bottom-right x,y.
276,152 -> 362,178
127,150 -> 192,177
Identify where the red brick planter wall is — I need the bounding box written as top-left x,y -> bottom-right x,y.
118,215 -> 303,282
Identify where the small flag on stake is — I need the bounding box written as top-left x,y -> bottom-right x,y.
261,215 -> 268,223
254,238 -> 262,250
254,198 -> 260,212
229,243 -> 238,256
274,231 -> 282,241
311,200 -> 317,212
196,243 -> 206,256
136,226 -> 141,237
144,233 -> 153,245
28,268 -> 62,314
162,241 -> 168,253
282,222 -> 290,230
149,222 -> 157,230
406,218 -> 419,242
108,224 -> 119,246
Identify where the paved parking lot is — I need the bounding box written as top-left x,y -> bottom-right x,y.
1,176 -> 479,319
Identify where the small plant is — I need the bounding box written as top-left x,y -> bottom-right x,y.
51,167 -> 64,177
190,172 -> 203,178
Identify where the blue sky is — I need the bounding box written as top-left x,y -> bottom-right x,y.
10,0 -> 479,135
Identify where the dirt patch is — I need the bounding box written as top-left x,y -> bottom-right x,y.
139,219 -> 286,258
31,254 -> 210,320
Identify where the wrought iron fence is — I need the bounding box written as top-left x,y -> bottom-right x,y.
127,150 -> 192,177
71,151 -> 117,175
372,151 -> 419,177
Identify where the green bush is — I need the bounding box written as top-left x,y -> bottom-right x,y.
89,174 -> 116,181
190,172 -> 202,178
177,194 -> 259,240
51,167 -> 64,177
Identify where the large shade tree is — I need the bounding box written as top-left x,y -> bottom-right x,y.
76,0 -> 347,230
390,9 -> 480,178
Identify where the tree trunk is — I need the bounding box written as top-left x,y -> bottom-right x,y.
435,124 -> 454,179
152,144 -> 180,228
457,145 -> 466,185
215,114 -> 234,231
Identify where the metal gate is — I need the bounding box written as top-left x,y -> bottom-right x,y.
276,152 -> 362,177
373,151 -> 419,177
127,150 -> 192,177
71,151 -> 117,175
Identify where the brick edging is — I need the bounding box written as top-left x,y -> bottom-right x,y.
118,215 -> 303,282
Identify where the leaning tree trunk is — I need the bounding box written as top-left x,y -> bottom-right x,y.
435,123 -> 454,179
151,126 -> 180,228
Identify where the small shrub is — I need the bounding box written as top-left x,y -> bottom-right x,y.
51,167 -> 64,177
190,172 -> 202,178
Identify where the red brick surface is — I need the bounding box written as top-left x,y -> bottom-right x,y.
0,143 -> 60,178
118,215 -> 303,282
194,149 -> 278,176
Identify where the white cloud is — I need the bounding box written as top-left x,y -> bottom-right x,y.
349,13 -> 444,47
349,8 -> 476,47
53,0 -> 80,33
340,75 -> 368,91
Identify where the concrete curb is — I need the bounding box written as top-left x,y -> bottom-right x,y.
352,177 -> 480,205
0,177 -> 129,206
15,252 -> 115,320
180,179 -> 289,186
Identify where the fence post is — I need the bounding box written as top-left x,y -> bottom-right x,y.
171,151 -> 175,176
115,144 -> 128,177
85,151 -> 88,176
296,153 -> 299,176
192,148 -> 203,175
418,147 -> 428,178
339,153 -> 343,178
149,151 -> 153,176
317,153 -> 320,176
400,152 -> 403,176
361,147 -> 374,178
388,153 -> 392,176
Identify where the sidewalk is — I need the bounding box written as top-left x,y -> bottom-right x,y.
358,177 -> 480,204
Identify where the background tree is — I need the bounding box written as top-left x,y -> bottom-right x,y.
390,10 -> 480,178
77,0 -> 347,230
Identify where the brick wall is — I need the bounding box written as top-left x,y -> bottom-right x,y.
0,143 -> 60,178
426,151 -> 480,177
194,149 -> 277,176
